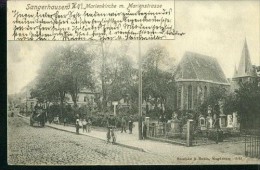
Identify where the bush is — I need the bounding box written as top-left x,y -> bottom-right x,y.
207,129 -> 224,142
86,111 -> 139,128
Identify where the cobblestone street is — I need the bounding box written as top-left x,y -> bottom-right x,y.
7,117 -> 176,165
8,117 -> 259,165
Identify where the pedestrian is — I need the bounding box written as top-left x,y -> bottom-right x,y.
129,118 -> 133,134
121,117 -> 127,133
41,110 -> 45,127
106,114 -> 116,143
63,117 -> 67,126
143,123 -> 147,140
82,119 -> 87,132
106,116 -> 112,143
87,119 -> 92,132
76,119 -> 80,134
34,102 -> 40,112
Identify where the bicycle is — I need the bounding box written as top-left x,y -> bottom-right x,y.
107,126 -> 117,144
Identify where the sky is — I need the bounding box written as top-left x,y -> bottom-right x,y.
7,0 -> 260,95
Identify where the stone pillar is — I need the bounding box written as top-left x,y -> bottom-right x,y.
169,119 -> 181,135
232,112 -> 238,128
227,115 -> 233,128
186,119 -> 194,147
219,114 -> 226,128
206,116 -> 213,128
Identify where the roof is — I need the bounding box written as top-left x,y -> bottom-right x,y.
233,39 -> 257,78
175,51 -> 229,85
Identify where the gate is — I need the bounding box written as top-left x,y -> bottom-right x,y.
245,135 -> 260,159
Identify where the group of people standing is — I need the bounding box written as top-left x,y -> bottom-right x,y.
75,118 -> 92,134
120,116 -> 134,134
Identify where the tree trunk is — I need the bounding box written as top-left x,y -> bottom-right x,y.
160,98 -> 163,113
70,76 -> 78,107
71,92 -> 77,107
59,91 -> 65,118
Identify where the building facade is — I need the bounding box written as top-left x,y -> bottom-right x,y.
175,52 -> 230,111
66,88 -> 99,108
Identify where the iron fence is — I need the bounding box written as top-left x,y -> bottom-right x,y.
147,123 -> 169,138
147,122 -> 250,147
147,123 -> 187,145
244,135 -> 260,159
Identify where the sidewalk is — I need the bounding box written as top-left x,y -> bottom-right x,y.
47,121 -> 149,152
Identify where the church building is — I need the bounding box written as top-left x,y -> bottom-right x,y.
174,52 -> 230,111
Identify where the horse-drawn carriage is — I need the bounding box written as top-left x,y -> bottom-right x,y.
30,108 -> 46,127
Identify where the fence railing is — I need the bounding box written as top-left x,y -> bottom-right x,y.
147,122 -> 187,145
244,135 -> 260,159
148,123 -> 169,138
147,122 -> 247,146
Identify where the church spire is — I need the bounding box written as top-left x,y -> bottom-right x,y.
235,38 -> 255,77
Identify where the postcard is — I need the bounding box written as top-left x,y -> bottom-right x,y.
7,0 -> 260,165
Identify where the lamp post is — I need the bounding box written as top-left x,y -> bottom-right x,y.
26,87 -> 28,116
138,40 -> 143,140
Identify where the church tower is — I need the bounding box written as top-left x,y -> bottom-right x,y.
232,38 -> 257,88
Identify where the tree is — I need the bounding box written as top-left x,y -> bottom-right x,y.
198,86 -> 228,116
95,41 -> 138,113
108,56 -> 137,102
58,44 -> 95,107
31,43 -> 95,117
234,81 -> 260,129
142,45 -> 177,118
223,92 -> 238,116
31,47 -> 67,116
198,81 -> 260,130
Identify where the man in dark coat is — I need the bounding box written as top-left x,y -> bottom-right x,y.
106,114 -> 116,142
121,116 -> 127,133
128,117 -> 133,134
76,119 -> 80,134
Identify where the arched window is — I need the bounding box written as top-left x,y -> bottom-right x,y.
177,86 -> 182,109
188,85 -> 193,110
204,86 -> 208,99
198,86 -> 203,104
200,118 -> 205,126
